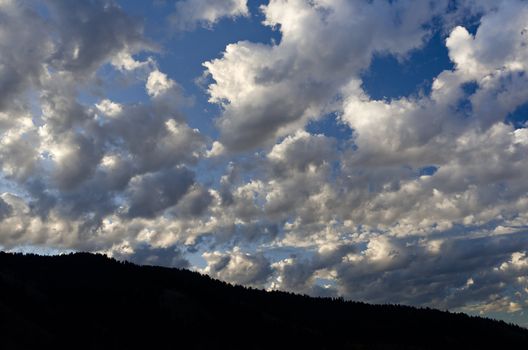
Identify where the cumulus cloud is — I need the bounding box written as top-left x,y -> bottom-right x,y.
202,248 -> 273,287
45,0 -> 152,76
0,0 -> 50,112
204,0 -> 450,150
146,70 -> 176,98
127,167 -> 195,219
0,0 -> 207,254
191,0 -> 528,320
170,0 -> 249,31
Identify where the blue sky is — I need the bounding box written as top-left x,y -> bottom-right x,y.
1,0 -> 528,327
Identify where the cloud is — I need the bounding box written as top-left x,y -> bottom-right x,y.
268,130 -> 336,173
112,244 -> 190,269
45,0 -> 153,76
170,0 -> 249,31
0,1 -> 49,112
264,231 -> 528,310
126,167 -> 196,219
204,0 -> 451,151
146,70 -> 176,98
96,99 -> 123,117
0,0 -> 207,253
0,196 -> 12,221
183,1 -> 528,320
202,248 -> 273,287
172,185 -> 213,218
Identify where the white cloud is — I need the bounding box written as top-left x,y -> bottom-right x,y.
206,141 -> 225,158
463,296 -> 524,315
146,70 -> 176,98
202,248 -> 272,287
170,0 -> 249,31
96,99 -> 123,117
188,1 -> 528,318
0,0 -> 207,253
111,51 -> 155,73
204,0 -> 450,150
268,130 -> 336,171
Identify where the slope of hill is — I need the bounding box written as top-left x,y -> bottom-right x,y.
0,252 -> 526,349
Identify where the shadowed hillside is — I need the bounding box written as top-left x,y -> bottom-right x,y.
0,252 -> 526,349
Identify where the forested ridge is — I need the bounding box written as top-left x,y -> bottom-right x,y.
0,252 -> 527,349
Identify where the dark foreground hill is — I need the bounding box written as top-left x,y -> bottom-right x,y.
0,252 -> 527,349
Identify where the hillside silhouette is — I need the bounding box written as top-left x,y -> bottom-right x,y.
0,252 -> 527,349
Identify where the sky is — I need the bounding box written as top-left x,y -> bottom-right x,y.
1,0 -> 528,326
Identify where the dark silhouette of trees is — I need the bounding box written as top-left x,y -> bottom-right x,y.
0,251 -> 526,349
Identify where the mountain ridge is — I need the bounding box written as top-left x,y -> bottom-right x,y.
0,251 -> 527,349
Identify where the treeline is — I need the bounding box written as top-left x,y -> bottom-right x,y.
0,252 -> 527,349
